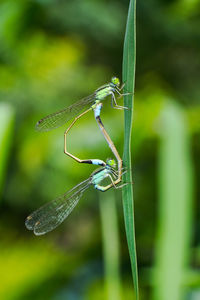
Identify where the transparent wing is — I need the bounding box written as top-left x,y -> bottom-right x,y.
36,94 -> 95,132
25,178 -> 91,235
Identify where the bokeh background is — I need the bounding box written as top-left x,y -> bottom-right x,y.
0,0 -> 200,299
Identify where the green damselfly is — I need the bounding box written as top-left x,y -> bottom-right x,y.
36,77 -> 128,187
25,159 -> 125,235
36,77 -> 125,132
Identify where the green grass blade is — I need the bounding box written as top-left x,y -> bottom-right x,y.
99,190 -> 121,300
0,103 -> 15,201
153,101 -> 193,300
122,0 -> 138,299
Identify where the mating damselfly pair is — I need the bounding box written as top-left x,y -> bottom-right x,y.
25,77 -> 129,235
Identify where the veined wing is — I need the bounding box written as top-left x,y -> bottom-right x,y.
25,178 -> 91,235
36,94 -> 95,132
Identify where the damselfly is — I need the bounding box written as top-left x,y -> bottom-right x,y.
25,159 -> 125,235
36,77 -> 128,187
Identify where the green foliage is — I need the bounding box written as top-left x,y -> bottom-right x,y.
0,103 -> 15,200
122,0 -> 139,298
0,0 -> 199,299
99,190 -> 121,300
153,101 -> 194,300
0,236 -> 75,300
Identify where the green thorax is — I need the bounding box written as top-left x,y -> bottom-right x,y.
94,77 -> 120,102
91,168 -> 108,185
95,83 -> 115,101
91,159 -> 116,185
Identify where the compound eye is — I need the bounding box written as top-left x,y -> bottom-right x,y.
111,77 -> 120,87
106,158 -> 116,168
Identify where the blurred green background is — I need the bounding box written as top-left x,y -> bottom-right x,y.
0,0 -> 200,299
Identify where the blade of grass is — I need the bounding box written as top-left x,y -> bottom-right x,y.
99,190 -> 121,300
153,101 -> 193,300
0,103 -> 15,201
122,0 -> 138,299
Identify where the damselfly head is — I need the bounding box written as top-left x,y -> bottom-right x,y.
106,158 -> 116,168
111,77 -> 120,87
